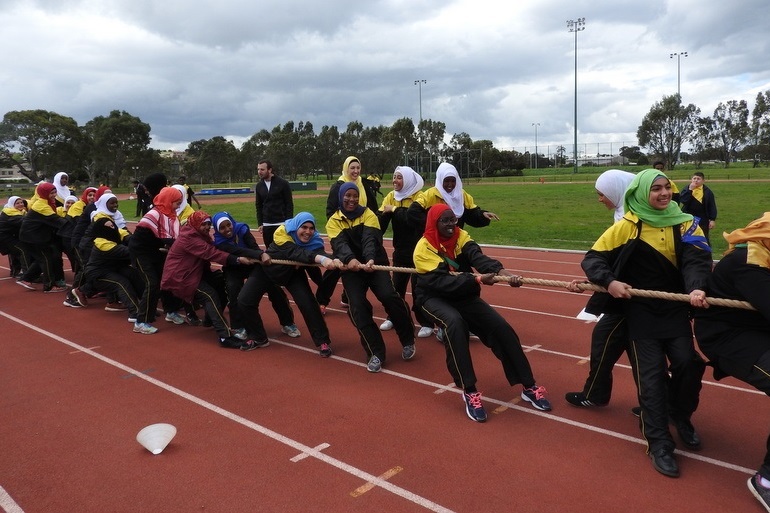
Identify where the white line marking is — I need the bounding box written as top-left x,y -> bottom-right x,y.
291,443 -> 330,462
0,484 -> 25,513
0,310 -> 455,513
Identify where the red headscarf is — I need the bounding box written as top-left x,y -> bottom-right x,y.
152,186 -> 182,219
424,204 -> 461,264
36,182 -> 58,210
80,187 -> 97,204
187,210 -> 212,240
94,185 -> 112,201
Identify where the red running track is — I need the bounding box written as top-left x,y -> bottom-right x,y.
0,243 -> 767,512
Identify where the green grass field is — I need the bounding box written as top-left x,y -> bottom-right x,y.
120,163 -> 770,257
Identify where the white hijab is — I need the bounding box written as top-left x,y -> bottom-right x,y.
435,162 -> 464,217
393,166 -> 424,201
53,172 -> 70,202
595,169 -> 636,222
173,184 -> 189,215
4,196 -> 21,209
91,193 -> 117,220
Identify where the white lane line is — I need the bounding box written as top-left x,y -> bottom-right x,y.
269,340 -> 758,475
0,310 -> 455,513
0,484 -> 25,513
3,307 -> 760,495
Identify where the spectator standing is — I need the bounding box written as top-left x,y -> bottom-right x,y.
133,179 -> 151,217
177,175 -> 202,210
678,172 -> 717,244
254,159 -> 294,247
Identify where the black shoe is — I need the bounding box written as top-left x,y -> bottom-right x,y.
650,447 -> 679,478
462,392 -> 487,423
631,406 -> 641,417
565,392 -> 607,408
240,338 -> 270,351
219,337 -> 242,349
748,474 -> 770,512
672,418 -> 701,450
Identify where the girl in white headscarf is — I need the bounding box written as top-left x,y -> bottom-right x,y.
378,166 -> 433,337
407,162 -> 499,238
0,196 -> 32,277
52,172 -> 72,206
595,169 -> 636,222
173,184 -> 194,224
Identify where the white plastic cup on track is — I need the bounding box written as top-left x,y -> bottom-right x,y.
136,423 -> 177,455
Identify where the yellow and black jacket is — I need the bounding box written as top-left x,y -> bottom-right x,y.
412,227 -> 503,309
406,187 -> 490,231
326,209 -> 389,265
581,212 -> 711,339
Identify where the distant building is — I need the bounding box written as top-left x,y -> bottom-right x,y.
0,165 -> 32,182
159,150 -> 187,160
569,155 -> 629,166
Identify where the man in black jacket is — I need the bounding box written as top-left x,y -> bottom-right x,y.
254,160 -> 294,247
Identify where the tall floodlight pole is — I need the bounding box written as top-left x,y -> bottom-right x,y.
567,18 -> 585,174
414,79 -> 427,177
669,51 -> 688,97
532,123 -> 540,169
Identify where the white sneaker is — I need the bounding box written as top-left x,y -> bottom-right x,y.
165,312 -> 186,325
133,322 -> 158,335
417,326 -> 433,338
281,324 -> 301,338
379,319 -> 394,331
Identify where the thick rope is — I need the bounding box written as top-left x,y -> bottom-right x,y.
267,259 -> 755,311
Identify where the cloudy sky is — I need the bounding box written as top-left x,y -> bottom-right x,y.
2,0 -> 768,155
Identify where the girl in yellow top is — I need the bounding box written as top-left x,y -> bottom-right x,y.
83,193 -> 142,327
581,168 -> 711,478
173,184 -> 195,224
0,196 -> 33,278
52,171 -> 72,206
326,182 -> 415,372
407,162 -> 498,236
377,165 -> 433,337
17,182 -> 67,292
412,204 -> 550,422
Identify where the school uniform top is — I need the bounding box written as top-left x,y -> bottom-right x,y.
84,212 -> 131,275
679,185 -> 717,226
18,199 -> 65,246
160,224 -> 239,304
255,175 -> 294,227
694,245 -> 770,379
406,187 -> 490,232
325,208 -> 389,265
581,212 -> 711,340
326,180 -> 379,219
412,227 -> 502,310
378,191 -> 422,259
261,225 -> 325,282
0,207 -> 24,252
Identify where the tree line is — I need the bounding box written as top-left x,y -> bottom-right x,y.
1,89 -> 768,187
